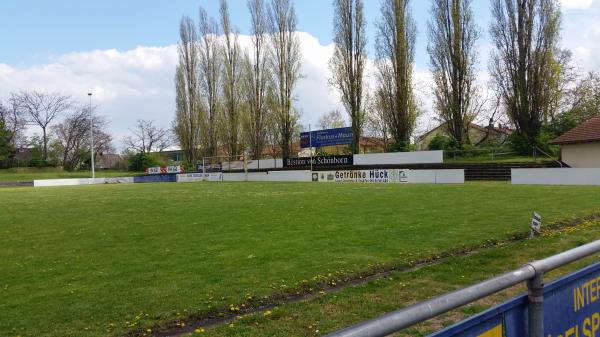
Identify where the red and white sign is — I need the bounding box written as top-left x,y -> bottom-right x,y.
146,166 -> 184,175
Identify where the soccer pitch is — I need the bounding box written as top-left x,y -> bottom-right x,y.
1,182 -> 600,336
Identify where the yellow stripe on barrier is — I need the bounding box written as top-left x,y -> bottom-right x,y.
477,324 -> 503,337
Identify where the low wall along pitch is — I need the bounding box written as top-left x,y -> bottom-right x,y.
512,168 -> 600,186
34,177 -> 134,187
314,169 -> 464,184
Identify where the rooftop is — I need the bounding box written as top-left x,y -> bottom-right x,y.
551,117 -> 600,145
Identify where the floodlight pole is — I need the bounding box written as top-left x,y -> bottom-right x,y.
309,124 -> 313,172
88,93 -> 95,179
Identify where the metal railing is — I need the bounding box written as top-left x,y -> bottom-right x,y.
325,239 -> 600,337
533,146 -> 563,167
444,148 -> 517,161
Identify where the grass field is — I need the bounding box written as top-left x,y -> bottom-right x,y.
0,168 -> 141,182
1,182 -> 600,337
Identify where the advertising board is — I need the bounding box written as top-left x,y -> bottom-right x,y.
177,173 -> 223,182
429,262 -> 600,337
300,127 -> 353,148
195,163 -> 223,173
283,155 -> 353,168
313,169 -> 409,183
146,166 -> 184,175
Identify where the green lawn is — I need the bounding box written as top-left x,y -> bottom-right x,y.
0,167 -> 141,182
1,182 -> 599,337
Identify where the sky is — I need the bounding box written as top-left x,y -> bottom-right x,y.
1,0 -> 599,151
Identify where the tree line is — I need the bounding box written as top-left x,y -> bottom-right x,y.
174,0 -> 302,167
0,91 -> 173,171
174,0 -> 600,164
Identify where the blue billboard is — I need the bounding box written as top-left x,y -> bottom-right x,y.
300,127 -> 353,148
429,262 -> 600,337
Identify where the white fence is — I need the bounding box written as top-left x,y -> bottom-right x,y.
34,177 -> 134,187
222,170 -> 311,182
407,169 -> 464,184
220,151 -> 443,171
512,168 -> 600,186
353,151 -> 443,165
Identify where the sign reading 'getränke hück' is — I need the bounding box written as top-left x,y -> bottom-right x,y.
283,155 -> 353,168
314,169 -> 409,183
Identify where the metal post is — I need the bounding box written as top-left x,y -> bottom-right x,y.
88,93 -> 95,179
527,272 -> 544,337
202,158 -> 206,174
309,124 -> 313,173
243,154 -> 248,182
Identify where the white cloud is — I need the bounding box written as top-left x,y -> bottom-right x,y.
561,0 -> 595,9
562,0 -> 600,71
0,32 -> 347,151
3,17 -> 597,152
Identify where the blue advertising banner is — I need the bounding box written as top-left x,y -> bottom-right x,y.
134,174 -> 177,184
429,262 -> 600,337
300,127 -> 353,148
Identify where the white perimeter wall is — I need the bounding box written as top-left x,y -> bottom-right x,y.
221,159 -> 284,171
512,168 -> 600,186
34,177 -> 134,187
222,171 -> 311,182
354,151 -> 443,165
222,151 -> 442,170
408,169 -> 464,184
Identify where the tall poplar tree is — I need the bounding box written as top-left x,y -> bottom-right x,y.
330,0 -> 367,154
375,0 -> 419,151
174,16 -> 202,167
269,0 -> 301,159
489,0 -> 562,151
428,0 -> 479,148
220,0 -> 243,157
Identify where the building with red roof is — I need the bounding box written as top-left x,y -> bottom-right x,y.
551,117 -> 600,168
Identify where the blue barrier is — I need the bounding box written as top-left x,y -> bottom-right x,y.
430,262 -> 600,337
133,174 -> 177,184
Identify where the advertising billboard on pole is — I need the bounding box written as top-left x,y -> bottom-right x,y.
300,127 -> 353,148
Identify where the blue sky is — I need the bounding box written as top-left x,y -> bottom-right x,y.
0,0 -> 491,68
0,0 -> 598,149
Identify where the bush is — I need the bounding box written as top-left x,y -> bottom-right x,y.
428,134 -> 456,151
508,132 -> 560,157
127,152 -> 168,172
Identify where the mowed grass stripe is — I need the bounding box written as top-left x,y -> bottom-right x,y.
0,182 -> 599,336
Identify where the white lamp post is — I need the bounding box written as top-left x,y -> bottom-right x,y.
88,93 -> 95,179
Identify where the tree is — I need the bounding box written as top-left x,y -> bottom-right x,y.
268,0 -> 302,159
220,0 -> 243,157
318,109 -> 346,130
174,16 -> 203,167
489,0 -> 562,151
375,0 -> 419,151
565,71 -> 600,124
123,119 -> 171,154
13,91 -> 71,162
51,107 -> 112,171
428,0 -> 479,148
0,114 -> 14,162
244,0 -> 271,159
330,0 -> 367,154
1,96 -> 26,148
198,7 -> 222,158
365,91 -> 391,149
